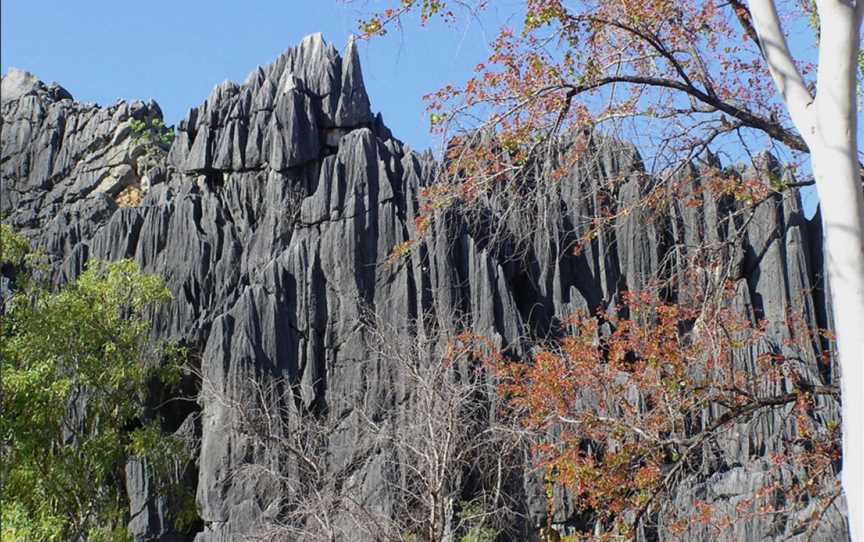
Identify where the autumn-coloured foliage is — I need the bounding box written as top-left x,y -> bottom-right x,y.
356,1 -> 852,538
478,282 -> 840,539
360,1 -> 820,261
366,0 -> 814,153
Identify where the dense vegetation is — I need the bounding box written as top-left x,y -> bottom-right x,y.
1,228 -> 189,542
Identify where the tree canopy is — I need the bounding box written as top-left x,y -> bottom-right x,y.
0,244 -> 188,542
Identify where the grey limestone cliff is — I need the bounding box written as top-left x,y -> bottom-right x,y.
0,33 -> 847,541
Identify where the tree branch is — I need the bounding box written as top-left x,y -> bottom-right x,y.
728,0 -> 762,47
564,75 -> 808,152
747,0 -> 816,142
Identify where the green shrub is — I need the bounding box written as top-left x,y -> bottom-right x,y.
130,117 -> 174,147
0,223 -> 30,267
0,259 -> 187,541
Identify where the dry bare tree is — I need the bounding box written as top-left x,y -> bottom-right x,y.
199,312 -> 530,542
359,315 -> 529,542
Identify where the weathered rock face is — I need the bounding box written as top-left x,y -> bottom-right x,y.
1,34 -> 846,541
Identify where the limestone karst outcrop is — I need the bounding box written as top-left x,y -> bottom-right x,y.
0,33 -> 847,541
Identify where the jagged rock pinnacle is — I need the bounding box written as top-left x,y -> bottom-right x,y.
0,34 -> 845,542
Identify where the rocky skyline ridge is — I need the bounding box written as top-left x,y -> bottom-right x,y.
0,34 -> 846,541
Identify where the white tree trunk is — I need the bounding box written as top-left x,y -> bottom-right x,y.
750,0 -> 864,538
813,4 -> 864,539
812,142 -> 864,542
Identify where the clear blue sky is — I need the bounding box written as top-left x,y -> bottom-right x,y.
0,0 -> 505,152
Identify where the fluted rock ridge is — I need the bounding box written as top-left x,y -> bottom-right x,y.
1,34 -> 845,541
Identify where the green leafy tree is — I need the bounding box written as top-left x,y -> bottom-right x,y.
129,117 -> 174,148
0,223 -> 30,268
0,255 -> 186,542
